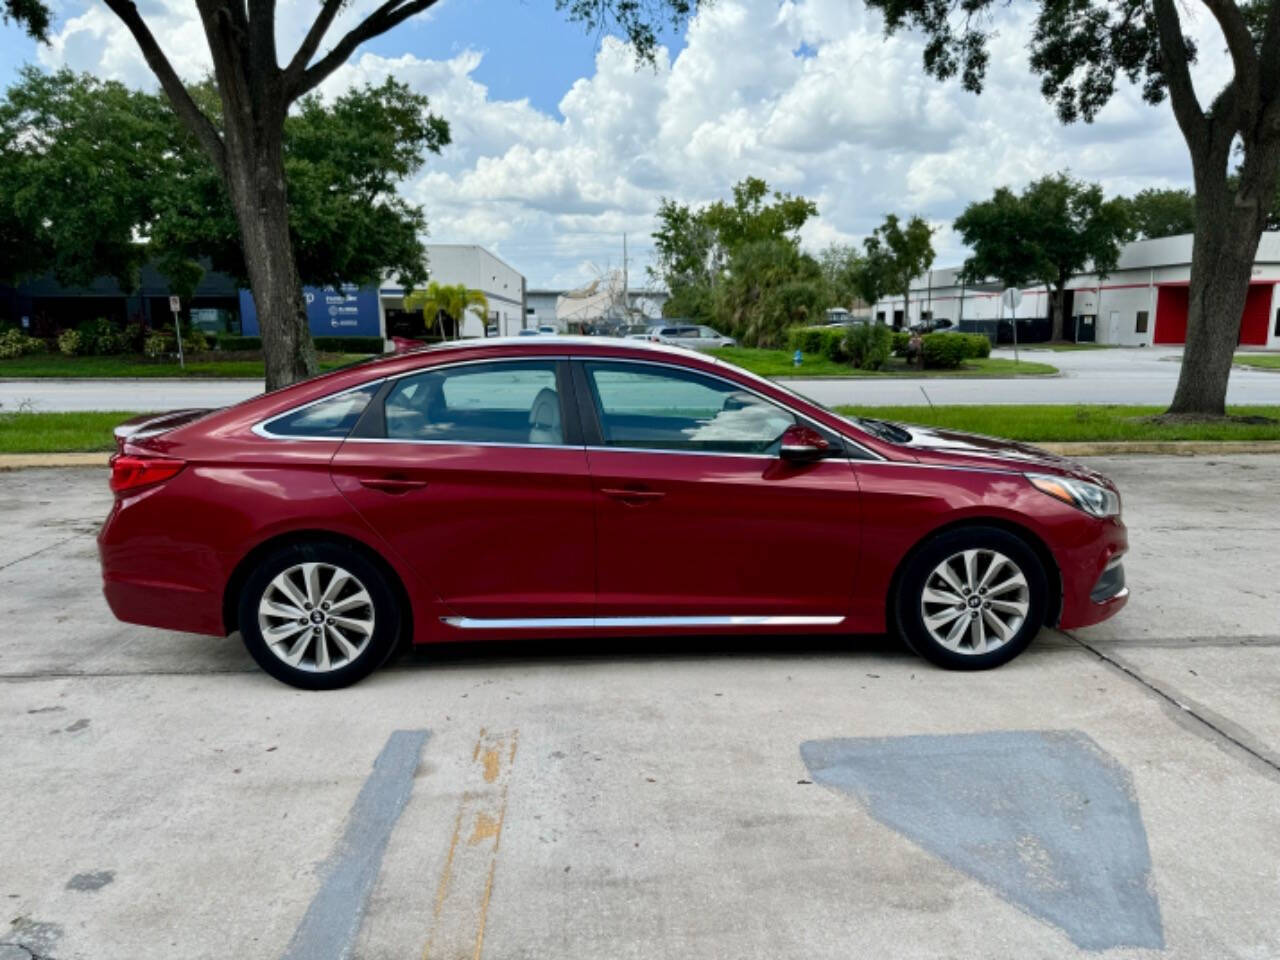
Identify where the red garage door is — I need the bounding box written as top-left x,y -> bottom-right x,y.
1240,284 -> 1273,345
1154,285 -> 1188,344
1155,282 -> 1274,345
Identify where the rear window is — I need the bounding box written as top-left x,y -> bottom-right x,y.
260,384 -> 378,439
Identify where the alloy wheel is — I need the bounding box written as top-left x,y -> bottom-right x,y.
257,562 -> 375,673
919,549 -> 1030,655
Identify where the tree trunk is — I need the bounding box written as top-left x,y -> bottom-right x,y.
1168,141 -> 1279,415
1049,284 -> 1065,342
225,139 -> 317,391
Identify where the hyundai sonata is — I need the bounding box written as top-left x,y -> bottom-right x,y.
99,338 -> 1127,689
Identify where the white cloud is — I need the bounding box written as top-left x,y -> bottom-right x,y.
35,0 -> 1234,287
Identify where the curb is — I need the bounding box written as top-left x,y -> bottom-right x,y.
0,453 -> 110,470
1038,441 -> 1280,456
0,377 -> 264,384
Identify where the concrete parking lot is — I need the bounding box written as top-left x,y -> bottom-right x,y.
2,456 -> 1279,960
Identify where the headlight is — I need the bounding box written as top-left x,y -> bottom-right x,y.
1027,473 -> 1120,518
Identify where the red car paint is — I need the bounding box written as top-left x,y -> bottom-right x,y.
98,338 -> 1127,646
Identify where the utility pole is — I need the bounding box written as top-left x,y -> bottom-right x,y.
622,233 -> 629,320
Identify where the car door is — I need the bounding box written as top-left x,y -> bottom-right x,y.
331,357 -> 596,621
575,358 -> 862,622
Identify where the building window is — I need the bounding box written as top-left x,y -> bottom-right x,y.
1136,311 -> 1149,334
1274,308 -> 1280,337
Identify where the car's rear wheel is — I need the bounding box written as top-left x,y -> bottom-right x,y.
895,526 -> 1047,670
238,542 -> 400,690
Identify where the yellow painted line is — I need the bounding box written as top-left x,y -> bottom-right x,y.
423,729 -> 518,960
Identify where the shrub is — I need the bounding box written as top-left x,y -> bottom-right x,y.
891,331 -> 912,357
144,330 -> 174,358
0,328 -> 46,360
216,334 -> 262,351
846,322 -> 892,371
57,329 -> 82,356
76,317 -> 126,355
215,334 -> 384,353
960,333 -> 992,359
921,332 -> 968,369
182,327 -> 210,353
786,326 -> 848,362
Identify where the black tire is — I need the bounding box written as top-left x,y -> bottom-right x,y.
894,525 -> 1047,670
238,541 -> 401,690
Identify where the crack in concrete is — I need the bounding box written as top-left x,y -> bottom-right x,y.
1065,630 -> 1280,782
0,535 -> 81,574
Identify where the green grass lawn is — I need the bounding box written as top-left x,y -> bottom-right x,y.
708,347 -> 1057,378
0,351 -> 370,379
834,404 -> 1280,443
1235,354 -> 1280,370
0,411 -> 141,453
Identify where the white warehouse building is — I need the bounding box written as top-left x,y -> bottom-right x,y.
872,233 -> 1280,347
381,243 -> 527,339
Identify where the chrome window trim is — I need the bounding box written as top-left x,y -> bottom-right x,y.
252,379 -> 386,442
343,436 -> 585,450
575,355 -> 885,461
441,614 -> 846,630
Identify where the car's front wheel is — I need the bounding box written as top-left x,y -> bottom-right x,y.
895,527 -> 1047,670
238,542 -> 400,689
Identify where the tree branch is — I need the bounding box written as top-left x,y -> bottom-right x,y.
287,0 -> 441,101
1151,0 -> 1209,150
248,0 -> 279,72
1199,0 -> 1259,102
100,0 -> 227,173
283,0 -> 345,88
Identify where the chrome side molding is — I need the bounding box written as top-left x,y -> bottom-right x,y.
440,614 -> 846,630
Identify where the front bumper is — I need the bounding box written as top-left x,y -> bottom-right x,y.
1057,517 -> 1129,629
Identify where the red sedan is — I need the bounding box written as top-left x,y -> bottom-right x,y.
99,338 -> 1127,689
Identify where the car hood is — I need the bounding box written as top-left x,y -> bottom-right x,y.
891,423 -> 1115,488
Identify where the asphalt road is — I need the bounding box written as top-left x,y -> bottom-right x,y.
779,345 -> 1280,408
2,346 -> 1277,412
2,455 -> 1280,959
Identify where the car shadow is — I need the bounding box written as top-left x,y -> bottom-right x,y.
390,631 -> 915,674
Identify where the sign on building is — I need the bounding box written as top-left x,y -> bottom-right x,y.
238,285 -> 380,337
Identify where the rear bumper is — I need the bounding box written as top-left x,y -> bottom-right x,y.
98,495 -> 228,637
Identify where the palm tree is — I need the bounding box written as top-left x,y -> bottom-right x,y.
404,282 -> 490,340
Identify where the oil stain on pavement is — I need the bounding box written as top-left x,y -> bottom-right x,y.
800,730 -> 1163,951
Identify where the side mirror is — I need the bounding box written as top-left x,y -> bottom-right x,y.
779,424 -> 830,462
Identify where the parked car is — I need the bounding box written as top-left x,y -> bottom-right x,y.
650,323 -> 736,350
910,318 -> 957,334
100,338 -> 1128,689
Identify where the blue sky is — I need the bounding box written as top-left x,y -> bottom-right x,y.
1,0 -> 687,117
2,0 -> 1206,287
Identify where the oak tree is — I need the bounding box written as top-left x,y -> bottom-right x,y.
9,0 -> 693,388
955,173 -> 1130,340
865,0 -> 1280,414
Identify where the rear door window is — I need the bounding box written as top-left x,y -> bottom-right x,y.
382,361 -> 565,445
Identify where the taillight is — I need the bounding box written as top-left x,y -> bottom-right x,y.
109,455 -> 186,494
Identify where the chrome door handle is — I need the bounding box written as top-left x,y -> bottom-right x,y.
601,487 -> 665,505
359,477 -> 428,494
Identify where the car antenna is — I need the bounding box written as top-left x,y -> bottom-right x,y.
919,386 -> 935,410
